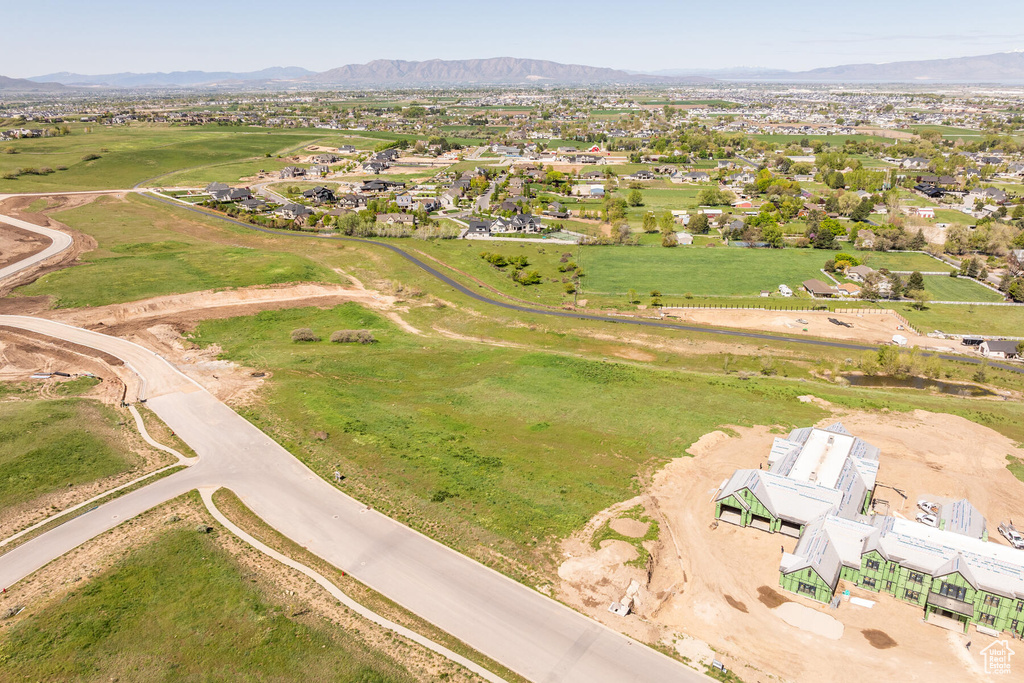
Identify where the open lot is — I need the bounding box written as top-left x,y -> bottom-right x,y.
0,525 -> 417,682
12,194 -> 336,308
187,303 -> 832,571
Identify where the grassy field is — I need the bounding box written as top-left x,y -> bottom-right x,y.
0,527 -> 416,682
921,275 -> 1004,303
0,124 -> 323,191
908,124 -> 983,139
885,301 -> 1024,336
187,304 -> 830,559
0,396 -> 134,515
582,247 -> 949,297
18,194 -> 336,307
749,134 -> 895,146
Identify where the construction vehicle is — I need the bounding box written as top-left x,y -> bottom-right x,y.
999,522 -> 1024,550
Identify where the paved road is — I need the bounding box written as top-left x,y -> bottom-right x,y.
139,195 -> 1024,377
0,315 -> 703,683
0,213 -> 74,281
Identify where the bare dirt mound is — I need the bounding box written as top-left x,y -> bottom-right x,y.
609,517 -> 649,538
863,629 -> 898,649
756,585 -> 788,609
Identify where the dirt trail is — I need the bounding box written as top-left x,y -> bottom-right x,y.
557,407 -> 1024,682
0,194 -> 98,299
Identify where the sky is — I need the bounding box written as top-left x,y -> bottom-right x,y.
8,0 -> 1024,77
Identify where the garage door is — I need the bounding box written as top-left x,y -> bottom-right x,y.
719,506 -> 743,526
780,520 -> 802,537
750,515 -> 772,532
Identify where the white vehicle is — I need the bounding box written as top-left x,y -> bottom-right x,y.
999,522 -> 1024,550
917,500 -> 939,515
916,512 -> 939,527
778,284 -> 793,297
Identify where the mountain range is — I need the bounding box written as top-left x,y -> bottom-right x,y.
4,51 -> 1024,91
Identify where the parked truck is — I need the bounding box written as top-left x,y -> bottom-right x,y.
999,522 -> 1024,550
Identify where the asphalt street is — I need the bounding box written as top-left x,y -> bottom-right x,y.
0,315 -> 705,682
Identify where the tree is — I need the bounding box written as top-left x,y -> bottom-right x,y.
1013,204 -> 1024,220
909,229 -> 926,250
838,193 -> 860,215
661,232 -> 678,247
627,189 -> 643,207
850,198 -> 872,222
642,212 -> 657,232
762,224 -> 784,249
689,212 -> 710,234
657,212 -> 675,233
906,271 -> 925,292
627,288 -> 639,304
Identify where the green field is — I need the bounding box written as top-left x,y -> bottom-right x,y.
0,527 -> 415,682
583,247 -> 949,297
0,124 -> 323,191
908,124 -> 983,139
750,134 -> 895,146
0,396 -> 134,515
188,304 -> 830,559
18,194 -> 336,307
886,301 -> 1024,336
921,275 -> 1004,303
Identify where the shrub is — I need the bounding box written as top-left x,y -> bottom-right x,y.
81,153 -> 101,161
330,329 -> 376,344
290,328 -> 320,342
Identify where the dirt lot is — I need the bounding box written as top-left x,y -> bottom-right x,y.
0,222 -> 49,271
557,405 -> 1024,683
664,307 -> 961,351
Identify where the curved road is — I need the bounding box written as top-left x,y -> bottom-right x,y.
0,212 -> 705,681
145,194 -> 1024,376
0,213 -> 73,281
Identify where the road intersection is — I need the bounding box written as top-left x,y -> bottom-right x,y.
0,211 -> 706,682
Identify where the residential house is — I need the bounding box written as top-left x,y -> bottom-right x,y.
803,279 -> 837,298
338,194 -> 368,210
674,170 -> 710,184
376,213 -> 417,226
308,164 -> 331,178
675,232 -> 694,245
856,230 -> 877,249
276,203 -> 312,220
1008,250 -> 1024,276
302,186 -> 336,204
337,145 -> 357,154
465,220 -> 491,236
980,340 -> 1020,359
846,265 -> 875,283
490,214 -> 542,233
238,198 -> 267,212
279,166 -> 305,179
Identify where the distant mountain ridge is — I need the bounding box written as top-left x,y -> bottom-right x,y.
307,57 -> 709,85
26,67 -> 315,88
0,75 -> 65,92
10,50 -> 1024,90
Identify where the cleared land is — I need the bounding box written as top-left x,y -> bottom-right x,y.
557,408 -> 1024,682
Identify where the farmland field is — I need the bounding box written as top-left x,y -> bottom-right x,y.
583,246 -> 948,297
0,124 -> 323,192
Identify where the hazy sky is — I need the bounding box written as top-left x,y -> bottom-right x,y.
8,0 -> 1024,77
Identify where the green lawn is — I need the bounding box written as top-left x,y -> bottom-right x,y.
0,124 -> 323,191
885,301 -> 1024,336
583,247 -> 948,297
187,304 -> 830,558
0,527 -> 416,682
0,397 -> 134,514
17,194 -> 336,307
921,275 -> 1004,303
